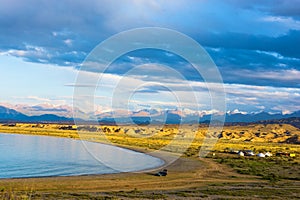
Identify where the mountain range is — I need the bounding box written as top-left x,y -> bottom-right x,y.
0,106 -> 72,123
0,105 -> 300,125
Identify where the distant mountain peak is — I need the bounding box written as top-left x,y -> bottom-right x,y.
226,109 -> 248,115
0,105 -> 73,123
0,103 -> 300,124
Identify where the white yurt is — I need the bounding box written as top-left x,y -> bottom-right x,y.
238,151 -> 245,157
257,153 -> 265,157
265,152 -> 272,157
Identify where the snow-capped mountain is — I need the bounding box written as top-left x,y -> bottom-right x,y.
0,103 -> 300,124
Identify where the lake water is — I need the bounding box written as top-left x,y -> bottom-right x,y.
0,133 -> 164,178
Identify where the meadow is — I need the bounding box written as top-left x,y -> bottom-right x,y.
0,123 -> 299,199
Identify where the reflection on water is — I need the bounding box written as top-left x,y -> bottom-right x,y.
0,133 -> 163,178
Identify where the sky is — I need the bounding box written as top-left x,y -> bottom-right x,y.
0,0 -> 300,116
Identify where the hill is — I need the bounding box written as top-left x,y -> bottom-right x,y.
219,123 -> 300,144
0,106 -> 73,123
0,106 -> 30,122
257,117 -> 300,129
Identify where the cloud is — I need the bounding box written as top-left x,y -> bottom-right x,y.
71,71 -> 300,113
11,96 -> 68,106
208,47 -> 300,70
64,83 -> 97,88
262,16 -> 300,30
222,68 -> 300,88
26,96 -> 51,102
223,83 -> 300,112
225,0 -> 300,19
265,0 -> 300,18
0,0 -> 299,114
1,0 -> 299,64
63,39 -> 73,46
204,47 -> 300,87
242,69 -> 300,82
72,47 -> 300,88
200,30 -> 300,59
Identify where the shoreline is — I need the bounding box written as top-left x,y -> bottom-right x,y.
0,132 -> 172,179
1,128 -> 299,199
0,131 -> 212,195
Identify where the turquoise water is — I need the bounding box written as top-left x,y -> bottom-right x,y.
0,133 -> 163,178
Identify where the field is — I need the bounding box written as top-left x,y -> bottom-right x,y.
0,123 -> 299,199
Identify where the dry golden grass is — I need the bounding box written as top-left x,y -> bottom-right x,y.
1,123 -> 299,154
0,123 -> 300,199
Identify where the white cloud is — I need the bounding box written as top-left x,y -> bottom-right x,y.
262,16 -> 300,30
230,69 -> 300,83
227,109 -> 248,115
26,96 -> 51,102
257,69 -> 300,81
64,39 -> 73,46
1,45 -> 51,61
256,50 -> 285,59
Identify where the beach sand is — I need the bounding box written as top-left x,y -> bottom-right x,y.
0,146 -> 267,199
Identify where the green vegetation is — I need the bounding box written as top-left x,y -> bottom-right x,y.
213,154 -> 300,183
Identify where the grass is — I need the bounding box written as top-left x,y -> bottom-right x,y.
0,187 -> 35,200
0,123 -> 299,199
1,123 -> 299,155
212,154 -> 300,183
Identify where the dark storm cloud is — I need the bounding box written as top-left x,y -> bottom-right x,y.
226,0 -> 300,18
199,30 -> 300,59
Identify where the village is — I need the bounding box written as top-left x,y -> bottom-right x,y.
223,148 -> 296,158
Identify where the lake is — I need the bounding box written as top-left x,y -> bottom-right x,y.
0,133 -> 164,178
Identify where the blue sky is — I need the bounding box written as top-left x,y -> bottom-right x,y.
0,0 -> 300,115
